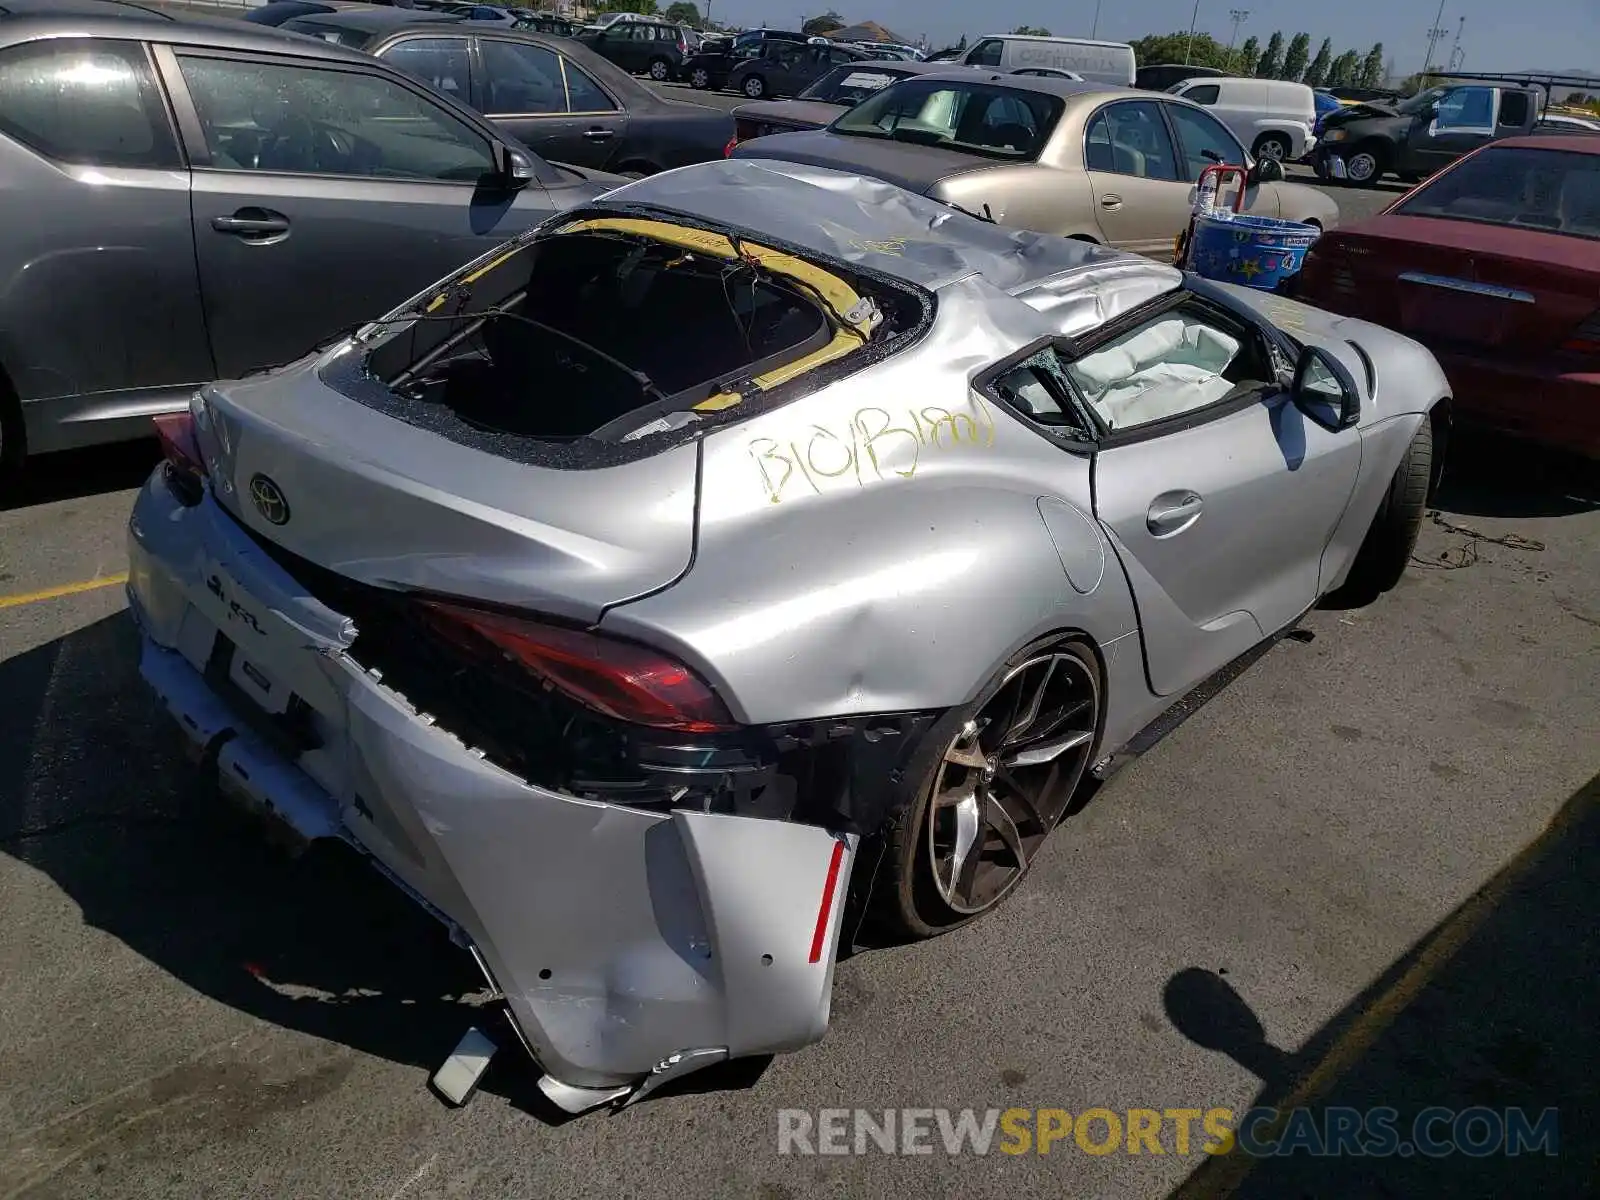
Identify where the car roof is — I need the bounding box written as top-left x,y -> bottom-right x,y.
595,158 -> 1178,295
1497,133 -> 1600,153
0,0 -> 171,15
281,5 -> 467,33
910,68 -> 1135,102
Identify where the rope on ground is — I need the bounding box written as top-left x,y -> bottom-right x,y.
1410,510 -> 1547,570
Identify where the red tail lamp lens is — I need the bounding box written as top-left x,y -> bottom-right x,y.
153,412 -> 206,505
418,601 -> 736,733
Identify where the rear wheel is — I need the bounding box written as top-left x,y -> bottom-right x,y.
1253,132 -> 1292,162
1326,418 -> 1433,606
880,638 -> 1102,937
741,74 -> 766,99
647,57 -> 671,82
689,66 -> 710,88
0,369 -> 24,482
1342,144 -> 1388,187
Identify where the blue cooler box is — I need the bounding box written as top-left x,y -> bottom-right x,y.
1188,212 -> 1321,291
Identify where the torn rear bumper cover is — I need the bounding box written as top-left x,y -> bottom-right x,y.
127,476 -> 860,1104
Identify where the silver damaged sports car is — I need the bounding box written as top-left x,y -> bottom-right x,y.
126,159 -> 1450,1112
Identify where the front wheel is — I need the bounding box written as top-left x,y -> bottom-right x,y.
1342,145 -> 1388,187
741,74 -> 766,99
1253,133 -> 1291,162
647,58 -> 671,82
878,638 -> 1102,938
689,67 -> 710,88
1325,418 -> 1433,606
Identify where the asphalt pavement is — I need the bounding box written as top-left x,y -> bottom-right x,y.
1,119 -> 1596,1199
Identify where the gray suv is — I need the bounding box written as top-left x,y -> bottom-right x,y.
0,9 -> 619,473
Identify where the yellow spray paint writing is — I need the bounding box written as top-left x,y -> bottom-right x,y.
749,400 -> 996,504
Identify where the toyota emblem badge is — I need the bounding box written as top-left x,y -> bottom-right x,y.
248,474 -> 290,526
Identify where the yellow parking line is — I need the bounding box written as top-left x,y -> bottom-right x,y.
1177,770 -> 1598,1197
0,572 -> 129,610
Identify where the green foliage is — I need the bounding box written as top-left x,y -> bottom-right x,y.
802,10 -> 843,36
1357,43 -> 1386,89
595,0 -> 659,12
1327,50 -> 1360,88
1012,25 -> 1052,36
1255,31 -> 1285,79
664,1 -> 700,25
1282,33 -> 1311,81
1128,31 -> 1235,70
1235,34 -> 1260,76
1303,37 -> 1332,87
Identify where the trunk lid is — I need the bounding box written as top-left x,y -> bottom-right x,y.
1305,214 -> 1600,356
730,128 -> 990,194
194,352 -> 699,625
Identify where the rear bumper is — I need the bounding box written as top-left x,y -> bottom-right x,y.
127,470 -> 858,1095
1429,351 -> 1600,459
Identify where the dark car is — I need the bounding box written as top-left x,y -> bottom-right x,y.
728,60 -> 943,147
0,7 -> 618,471
1311,82 -> 1542,186
577,18 -> 690,82
1294,135 -> 1600,457
509,10 -> 579,38
281,12 -> 732,174
726,39 -> 867,100
681,28 -> 807,91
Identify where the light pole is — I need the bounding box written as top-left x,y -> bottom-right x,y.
1421,0 -> 1447,77
1227,8 -> 1249,69
1091,0 -> 1103,39
1447,17 -> 1465,72
1184,0 -> 1202,65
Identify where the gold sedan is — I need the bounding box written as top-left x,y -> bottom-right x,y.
731,70 -> 1340,259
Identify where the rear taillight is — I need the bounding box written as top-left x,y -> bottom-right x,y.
153,412 -> 206,506
417,600 -> 736,733
1562,309 -> 1600,355
724,134 -> 738,157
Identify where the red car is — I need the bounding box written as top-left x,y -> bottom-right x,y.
1295,134 -> 1600,458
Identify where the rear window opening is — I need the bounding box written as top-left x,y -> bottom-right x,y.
361,220 -> 918,445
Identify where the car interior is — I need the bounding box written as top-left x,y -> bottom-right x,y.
1398,147 -> 1600,238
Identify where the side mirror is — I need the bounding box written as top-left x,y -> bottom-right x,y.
1292,345 -> 1361,431
1254,157 -> 1285,184
494,143 -> 536,189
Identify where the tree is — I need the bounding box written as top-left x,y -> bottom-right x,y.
1357,43 -> 1385,89
664,1 -> 700,25
1282,33 -> 1311,81
1012,25 -> 1051,36
596,0 -> 658,12
1303,37 -> 1333,87
801,10 -> 842,36
1328,49 -> 1360,87
1128,31 -> 1235,71
1255,31 -> 1285,79
1235,34 -> 1260,76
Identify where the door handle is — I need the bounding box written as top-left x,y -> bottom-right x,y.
211,209 -> 290,238
582,128 -> 615,141
1147,491 -> 1203,536
1100,194 -> 1123,209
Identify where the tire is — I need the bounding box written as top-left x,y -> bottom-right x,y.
741,74 -> 766,99
0,369 -> 24,483
1253,133 -> 1291,162
877,637 -> 1103,938
647,58 -> 670,82
1326,418 -> 1433,606
1342,143 -> 1388,187
689,67 -> 710,89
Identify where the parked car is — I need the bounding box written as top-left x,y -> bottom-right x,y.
128,155 -> 1446,1114
1295,135 -> 1600,457
728,60 -> 945,146
280,11 -> 733,174
1310,82 -> 1543,186
1312,89 -> 1344,137
1540,112 -> 1600,133
681,28 -> 807,91
959,34 -> 1137,87
1328,85 -> 1403,103
1013,67 -> 1084,80
1136,63 -> 1224,91
732,72 -> 1338,259
577,17 -> 691,82
727,39 -> 868,100
1165,77 -> 1318,162
508,10 -> 580,38
0,8 -> 619,472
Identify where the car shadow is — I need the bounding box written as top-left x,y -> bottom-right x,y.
0,441 -> 161,512
1164,768 -> 1599,1199
1433,430 -> 1599,519
0,613 -> 760,1124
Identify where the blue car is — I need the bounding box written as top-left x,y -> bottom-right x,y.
1312,90 -> 1344,136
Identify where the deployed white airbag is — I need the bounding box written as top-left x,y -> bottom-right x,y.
1069,316 -> 1241,429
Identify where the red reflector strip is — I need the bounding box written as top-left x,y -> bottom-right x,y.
1562,338 -> 1600,354
808,839 -> 847,964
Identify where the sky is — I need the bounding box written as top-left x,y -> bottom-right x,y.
708,0 -> 1597,76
